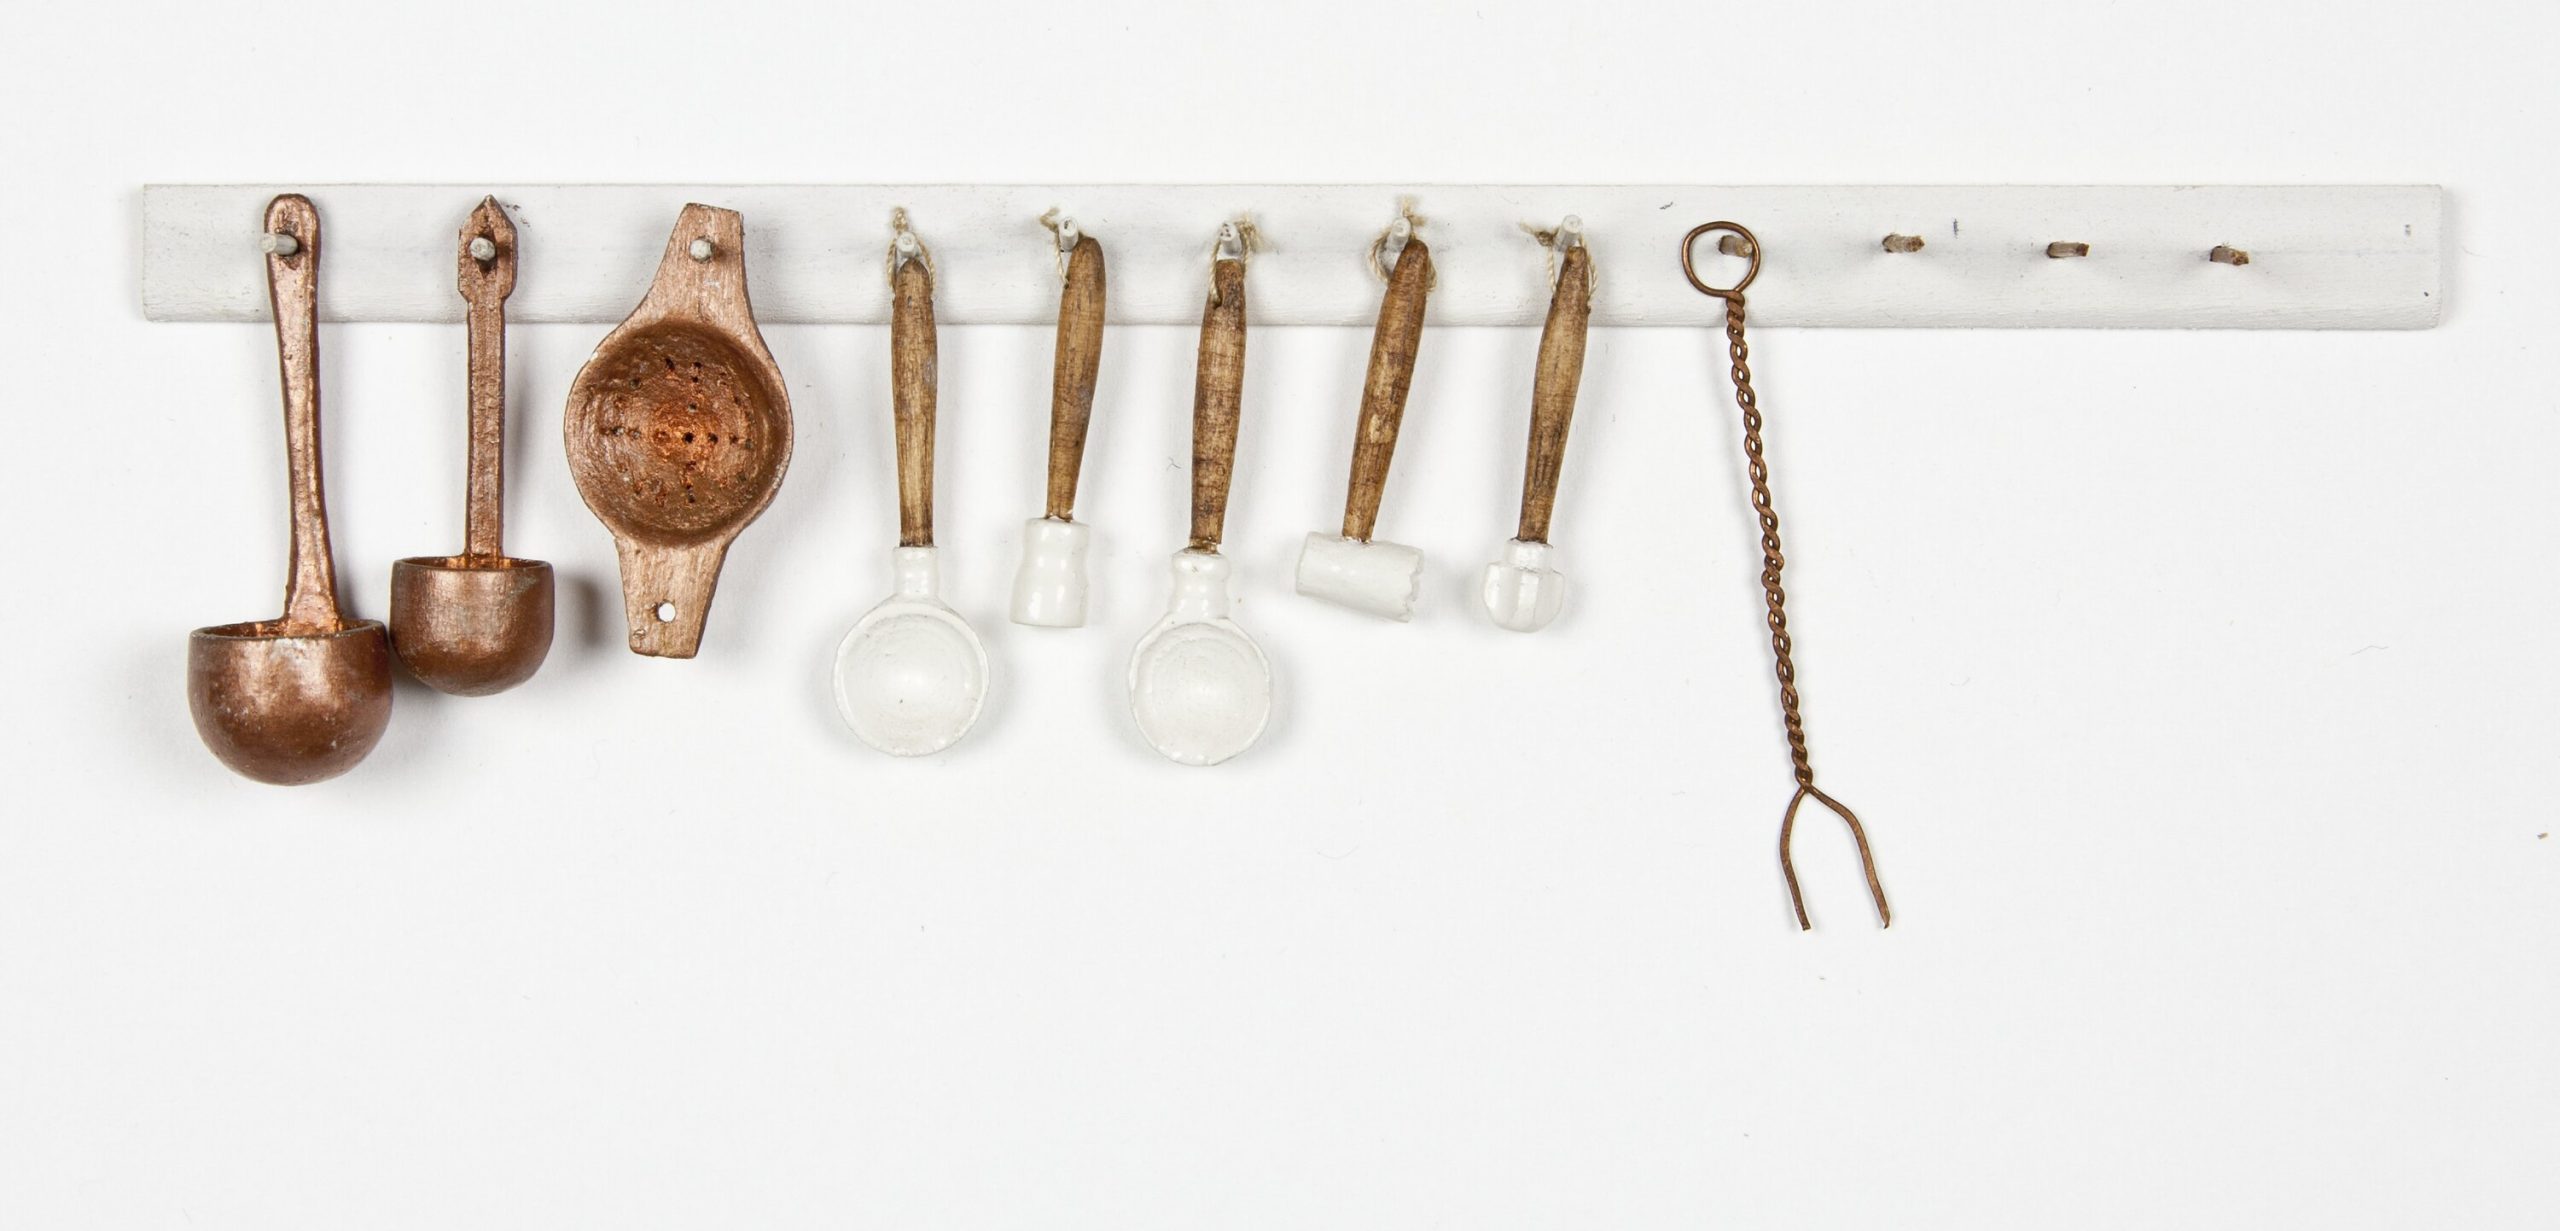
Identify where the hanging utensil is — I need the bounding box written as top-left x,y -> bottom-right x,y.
1681,221 -> 1891,930
187,194 -> 394,785
1482,217 -> 1592,633
833,213 -> 991,757
1011,212 -> 1107,628
1297,203 -> 1434,620
388,197 -> 554,693
563,204 -> 793,658
1129,221 -> 1272,766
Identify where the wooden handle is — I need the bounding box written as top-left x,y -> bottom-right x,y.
1341,236 -> 1432,542
457,196 -> 517,560
263,194 -> 343,635
1044,235 -> 1106,520
892,256 -> 938,547
1516,244 -> 1592,543
1191,258 -> 1248,552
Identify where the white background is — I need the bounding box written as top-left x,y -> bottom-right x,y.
3,1 -> 2553,1227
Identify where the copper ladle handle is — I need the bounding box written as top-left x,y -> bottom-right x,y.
1190,256 -> 1247,553
1516,243 -> 1592,544
891,253 -> 938,548
457,196 -> 517,561
1045,234 -> 1105,521
263,194 -> 344,635
1341,236 -> 1432,543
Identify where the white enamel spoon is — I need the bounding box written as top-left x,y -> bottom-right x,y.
1129,226 -> 1271,766
835,218 -> 988,756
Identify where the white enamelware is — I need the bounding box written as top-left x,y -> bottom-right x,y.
1295,532 -> 1424,621
1129,550 -> 1271,767
1010,516 -> 1091,629
1481,538 -> 1566,632
834,546 -> 989,757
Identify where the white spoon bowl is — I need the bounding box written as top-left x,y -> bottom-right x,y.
1129,550 -> 1271,766
834,546 -> 988,756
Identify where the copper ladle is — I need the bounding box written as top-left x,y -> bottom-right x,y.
187,194 -> 394,784
388,197 -> 554,694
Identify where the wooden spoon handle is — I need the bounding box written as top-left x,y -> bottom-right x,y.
1517,243 -> 1592,544
1341,236 -> 1432,542
892,256 -> 938,548
264,194 -> 344,635
458,196 -> 517,560
1190,257 -> 1248,552
1045,235 -> 1106,520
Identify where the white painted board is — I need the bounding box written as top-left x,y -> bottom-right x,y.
140,184 -> 2442,329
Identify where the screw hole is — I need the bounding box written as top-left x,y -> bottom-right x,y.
653,602 -> 677,623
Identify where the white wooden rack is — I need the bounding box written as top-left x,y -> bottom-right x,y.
140,184 -> 2442,330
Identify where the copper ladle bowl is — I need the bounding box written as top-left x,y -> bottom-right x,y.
387,556 -> 554,695
187,618 -> 393,785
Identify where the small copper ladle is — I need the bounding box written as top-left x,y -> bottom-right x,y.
187,194 -> 393,785
388,197 -> 554,695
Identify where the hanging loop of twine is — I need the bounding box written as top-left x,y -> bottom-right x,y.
1038,207 -> 1080,280
1209,216 -> 1259,306
1366,197 -> 1436,289
885,208 -> 935,282
1523,215 -> 1591,295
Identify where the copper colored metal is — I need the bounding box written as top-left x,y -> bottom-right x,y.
187,194 -> 394,785
563,204 -> 793,658
1681,221 -> 1891,931
389,197 -> 555,695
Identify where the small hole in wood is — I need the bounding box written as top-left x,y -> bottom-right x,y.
654,602 -> 677,623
